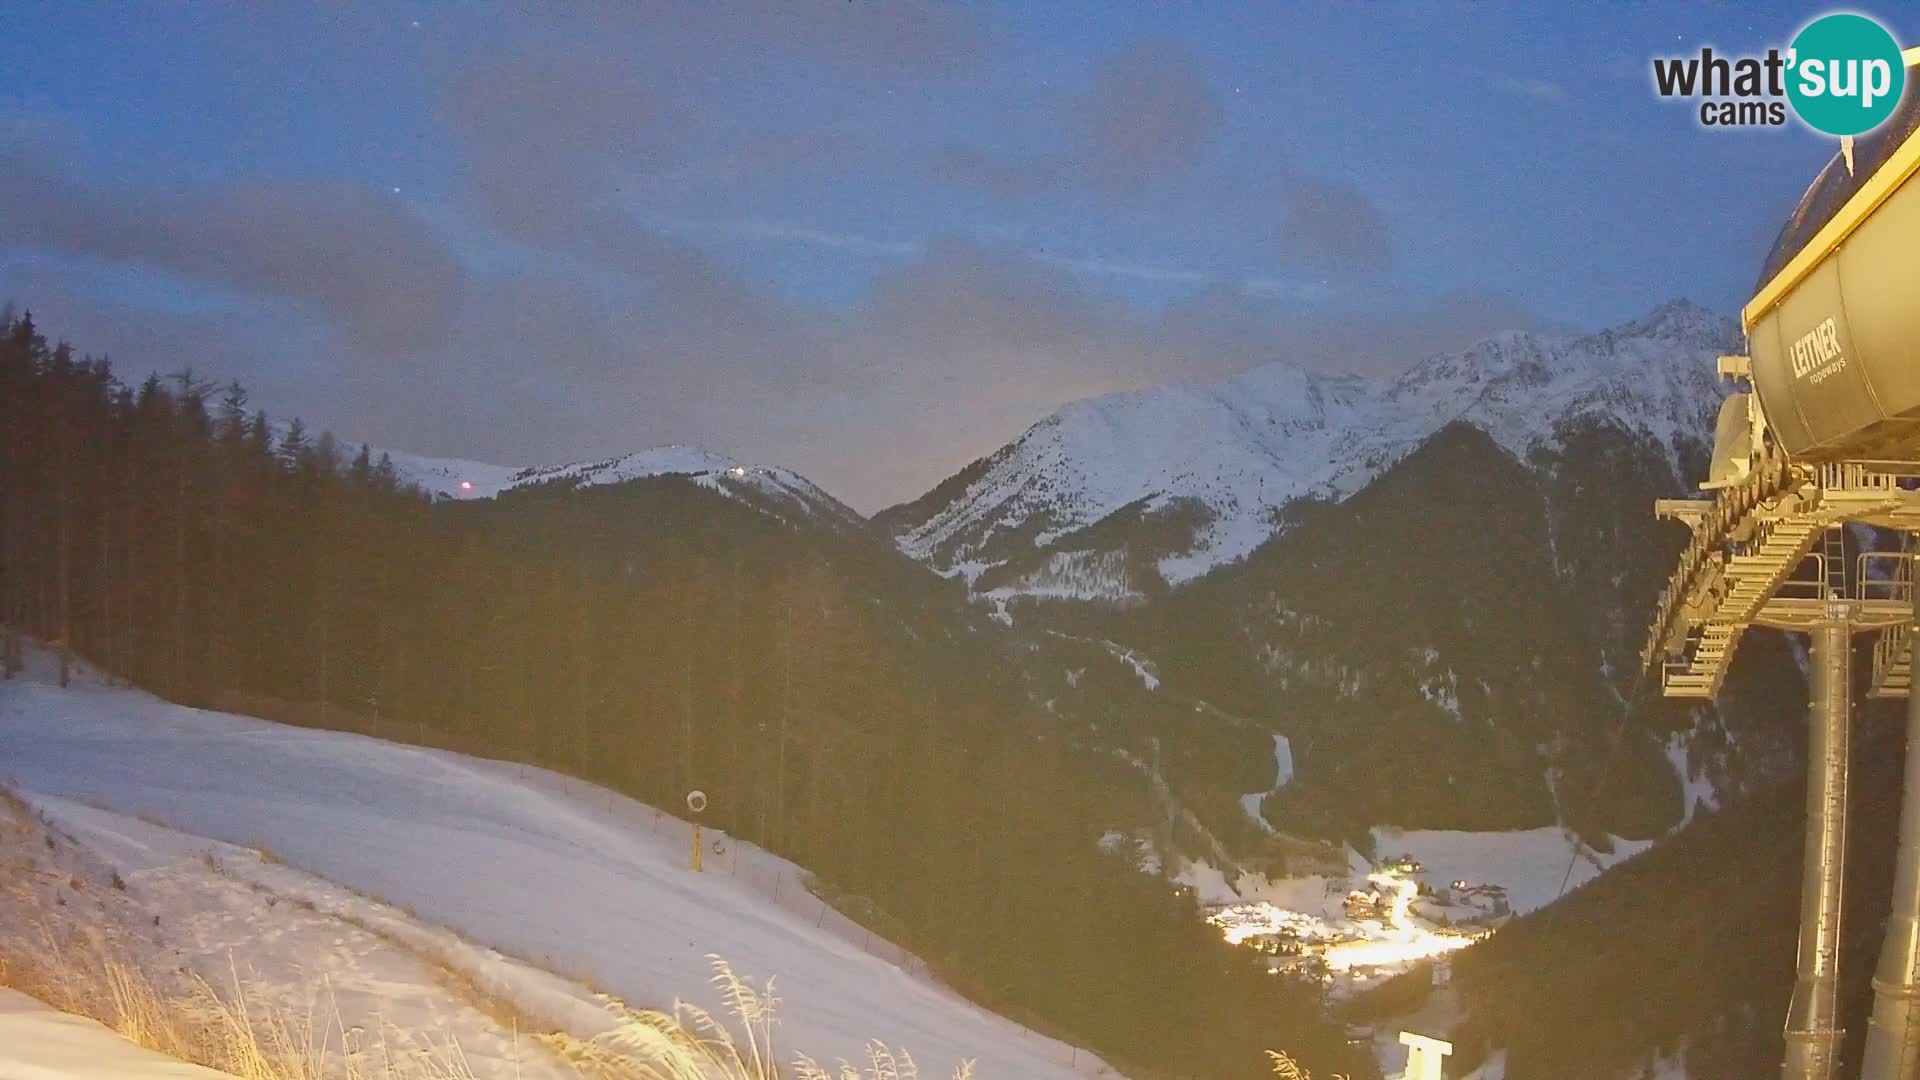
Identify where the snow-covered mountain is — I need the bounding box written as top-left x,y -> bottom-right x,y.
379,444 -> 864,529
882,300 -> 1738,598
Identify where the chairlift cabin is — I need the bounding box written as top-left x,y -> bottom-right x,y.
1745,47 -> 1920,463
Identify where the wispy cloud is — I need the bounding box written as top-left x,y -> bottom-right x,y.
1031,251 -> 1207,286
651,216 -> 921,258
1033,251 -> 1338,303
1491,76 -> 1570,103
1240,276 -> 1342,304
654,217 -> 1334,298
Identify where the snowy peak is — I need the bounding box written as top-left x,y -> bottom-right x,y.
382,444 -> 862,529
1390,330 -> 1553,396
887,300 -> 1739,599
1608,297 -> 1739,349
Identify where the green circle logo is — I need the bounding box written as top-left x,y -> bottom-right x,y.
1787,13 -> 1906,136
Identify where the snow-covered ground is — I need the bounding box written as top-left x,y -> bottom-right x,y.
1665,731 -> 1719,829
1182,823 -> 1650,924
1,791 -> 569,1077
1238,734 -> 1294,833
0,647 -> 1114,1077
0,987 -> 232,1080
1371,826 -> 1654,918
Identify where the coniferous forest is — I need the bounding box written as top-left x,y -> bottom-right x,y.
0,310 -> 1358,1078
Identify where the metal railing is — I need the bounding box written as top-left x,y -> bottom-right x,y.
1858,551 -> 1916,603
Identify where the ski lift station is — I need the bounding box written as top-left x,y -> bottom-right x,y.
1645,46 -> 1920,1080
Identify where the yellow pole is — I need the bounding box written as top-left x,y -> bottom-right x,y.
691,823 -> 703,873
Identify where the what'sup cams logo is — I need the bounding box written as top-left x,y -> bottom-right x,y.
1653,12 -> 1905,135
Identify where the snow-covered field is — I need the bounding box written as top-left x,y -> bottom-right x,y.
1370,826 -> 1654,918
0,647 -> 1113,1077
1182,823 -> 1649,928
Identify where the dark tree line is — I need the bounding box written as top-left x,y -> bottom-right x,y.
0,311 -> 1357,1078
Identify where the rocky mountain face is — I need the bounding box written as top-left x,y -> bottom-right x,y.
882,300 -> 1814,857
879,300 -> 1739,603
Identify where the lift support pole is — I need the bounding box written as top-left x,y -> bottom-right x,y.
1786,611 -> 1853,1080
1864,621 -> 1920,1080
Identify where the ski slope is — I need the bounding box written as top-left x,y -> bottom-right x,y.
1,787 -> 588,1079
0,649 -> 1113,1077
0,987 -> 232,1080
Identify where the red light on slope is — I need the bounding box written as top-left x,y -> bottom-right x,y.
459,480 -> 474,492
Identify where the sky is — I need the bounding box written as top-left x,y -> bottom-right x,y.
0,2 -> 1871,511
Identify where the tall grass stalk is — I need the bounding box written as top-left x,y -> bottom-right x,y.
550,955 -> 976,1080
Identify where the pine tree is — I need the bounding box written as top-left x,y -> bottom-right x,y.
314,430 -> 340,476
217,382 -> 249,445
279,418 -> 309,471
247,410 -> 274,461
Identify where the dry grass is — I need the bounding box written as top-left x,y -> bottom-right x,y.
0,784 -> 480,1080
0,917 -> 478,1079
547,955 -> 977,1080
1265,1050 -> 1348,1080
3,899 -> 983,1080
0,784 -> 988,1079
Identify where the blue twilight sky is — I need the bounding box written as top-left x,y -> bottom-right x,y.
0,2 -> 1880,509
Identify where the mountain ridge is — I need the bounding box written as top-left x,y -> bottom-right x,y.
883,298 -> 1739,600
370,443 -> 866,531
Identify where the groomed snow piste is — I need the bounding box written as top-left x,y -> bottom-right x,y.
0,648 -> 1113,1078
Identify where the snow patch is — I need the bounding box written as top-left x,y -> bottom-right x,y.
1239,792 -> 1274,833
1107,643 -> 1160,690
1238,734 -> 1294,833
1648,1046 -> 1690,1079
1667,731 -> 1719,828
982,549 -> 1145,604
1270,734 -> 1295,788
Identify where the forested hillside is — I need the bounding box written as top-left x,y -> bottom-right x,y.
1450,646 -> 1888,1079
1015,416 -> 1807,858
0,310 -> 1359,1079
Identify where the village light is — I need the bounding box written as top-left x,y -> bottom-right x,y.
1204,865 -> 1482,981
